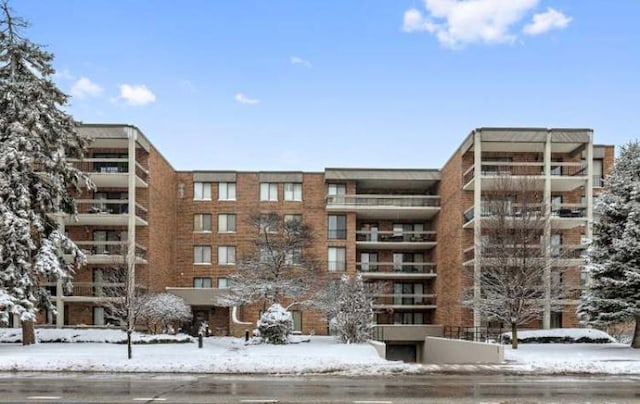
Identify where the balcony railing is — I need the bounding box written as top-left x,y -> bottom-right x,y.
593,175 -> 604,188
75,199 -> 148,221
327,194 -> 440,208
463,244 -> 587,262
356,230 -> 436,243
357,262 -> 436,274
551,203 -> 587,218
71,158 -> 149,182
75,241 -> 147,259
373,294 -> 436,307
463,161 -> 588,184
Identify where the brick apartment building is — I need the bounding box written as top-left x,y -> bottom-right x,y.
33,124 -> 613,350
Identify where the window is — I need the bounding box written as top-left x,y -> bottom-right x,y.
194,245 -> 211,264
291,311 -> 302,332
218,214 -> 236,233
593,159 -> 604,187
360,252 -> 378,272
260,183 -> 278,201
93,230 -> 122,254
193,277 -> 212,288
259,214 -> 278,233
284,214 -> 302,224
285,249 -> 302,265
393,282 -> 423,305
218,246 -> 236,265
217,278 -> 229,289
328,247 -> 346,272
194,214 -> 212,232
327,184 -> 346,195
218,182 -> 236,200
284,183 -> 302,201
93,307 -> 105,326
194,182 -> 212,200
328,215 -> 347,239
393,312 -> 424,325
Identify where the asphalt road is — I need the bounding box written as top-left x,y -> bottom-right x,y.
1,373 -> 640,403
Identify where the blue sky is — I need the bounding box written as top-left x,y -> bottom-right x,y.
13,1 -> 640,171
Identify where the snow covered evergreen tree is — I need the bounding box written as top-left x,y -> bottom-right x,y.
333,274 -> 374,344
0,2 -> 89,343
256,303 -> 293,345
578,140 -> 640,348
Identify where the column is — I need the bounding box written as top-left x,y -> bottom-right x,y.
542,132 -> 552,329
473,131 -> 482,328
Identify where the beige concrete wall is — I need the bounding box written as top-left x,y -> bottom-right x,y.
376,324 -> 443,341
423,337 -> 504,364
368,340 -> 386,359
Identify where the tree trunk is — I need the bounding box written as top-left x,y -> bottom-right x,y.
22,320 -> 36,346
632,316 -> 640,349
511,323 -> 518,350
127,330 -> 132,359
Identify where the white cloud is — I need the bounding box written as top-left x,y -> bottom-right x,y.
290,56 -> 312,68
70,77 -> 103,98
523,8 -> 571,36
402,0 -> 571,48
119,84 -> 156,106
53,69 -> 75,81
234,93 -> 260,105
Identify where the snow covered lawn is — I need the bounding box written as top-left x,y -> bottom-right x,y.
0,335 -> 394,374
505,343 -> 640,374
0,328 -> 193,344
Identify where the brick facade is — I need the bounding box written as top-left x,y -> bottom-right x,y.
50,125 -> 615,335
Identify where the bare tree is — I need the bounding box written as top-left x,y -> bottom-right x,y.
224,212 -> 323,310
97,264 -> 150,358
464,176 -> 568,349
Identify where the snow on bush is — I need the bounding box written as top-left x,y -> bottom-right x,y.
141,293 -> 192,334
501,328 -> 616,344
256,304 -> 293,344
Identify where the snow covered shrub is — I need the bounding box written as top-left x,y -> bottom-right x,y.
141,293 -> 192,334
257,304 -> 293,344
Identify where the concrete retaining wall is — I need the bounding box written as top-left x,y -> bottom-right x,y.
368,340 -> 386,359
423,337 -> 504,364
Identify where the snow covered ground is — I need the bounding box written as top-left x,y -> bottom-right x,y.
1,328 -> 640,375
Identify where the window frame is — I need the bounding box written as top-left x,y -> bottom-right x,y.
284,183 -> 303,201
193,213 -> 212,232
193,182 -> 212,200
327,215 -> 347,239
218,182 -> 237,201
217,213 -> 237,233
218,246 -> 237,265
193,245 -> 212,264
193,277 -> 213,288
260,182 -> 279,201
328,247 -> 346,272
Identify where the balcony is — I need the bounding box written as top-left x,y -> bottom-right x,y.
357,262 -> 437,280
463,203 -> 587,229
463,161 -> 587,192
373,294 -> 436,310
71,158 -> 149,188
551,203 -> 588,229
44,282 -> 127,302
326,194 -> 440,220
356,230 -> 436,250
462,244 -> 587,266
62,199 -> 148,226
66,241 -> 147,265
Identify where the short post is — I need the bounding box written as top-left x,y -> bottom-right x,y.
198,333 -> 203,348
245,330 -> 250,342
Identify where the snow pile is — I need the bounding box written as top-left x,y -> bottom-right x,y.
0,328 -> 193,344
502,328 -> 616,344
